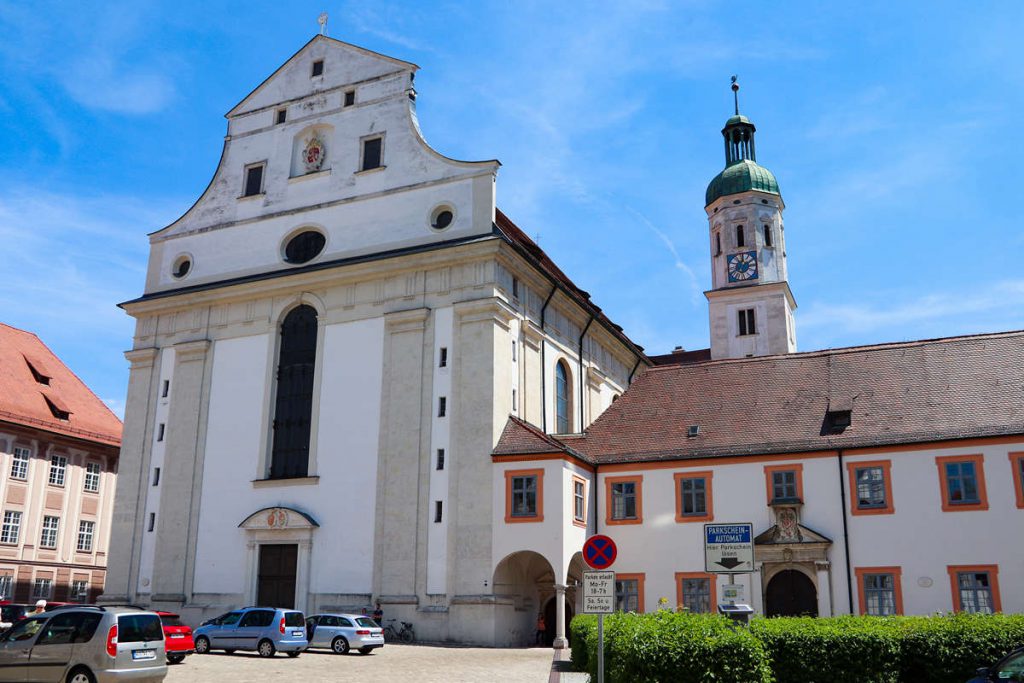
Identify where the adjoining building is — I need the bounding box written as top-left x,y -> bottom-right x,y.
103,34 -> 1023,648
0,323 -> 121,603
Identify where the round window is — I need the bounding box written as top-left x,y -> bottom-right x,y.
284,230 -> 326,264
430,205 -> 455,231
172,256 -> 191,279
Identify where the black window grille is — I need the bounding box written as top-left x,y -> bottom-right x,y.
270,305 -> 318,479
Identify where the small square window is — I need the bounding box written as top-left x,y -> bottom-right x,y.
439,347 -> 448,368
311,60 -> 324,77
147,513 -> 156,533
152,467 -> 161,487
511,476 -> 538,517
512,277 -> 519,299
157,423 -> 165,442
361,137 -> 383,171
434,501 -> 443,523
344,90 -> 355,107
438,396 -> 447,417
243,164 -> 264,197
436,449 -> 445,471
161,380 -> 170,398
275,108 -> 287,125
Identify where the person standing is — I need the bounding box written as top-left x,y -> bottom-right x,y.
535,612 -> 546,646
373,602 -> 383,625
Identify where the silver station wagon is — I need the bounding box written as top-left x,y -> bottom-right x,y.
0,605 -> 166,683
304,614 -> 384,655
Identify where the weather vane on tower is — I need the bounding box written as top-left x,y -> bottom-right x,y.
318,12 -> 329,36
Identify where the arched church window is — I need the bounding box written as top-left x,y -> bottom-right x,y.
736,225 -> 745,248
270,305 -> 318,479
555,361 -> 571,434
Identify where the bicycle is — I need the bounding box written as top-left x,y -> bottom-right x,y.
383,618 -> 415,644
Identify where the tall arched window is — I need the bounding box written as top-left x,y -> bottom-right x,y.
271,305 -> 318,478
555,360 -> 571,434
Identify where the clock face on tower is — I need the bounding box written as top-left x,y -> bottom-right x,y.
727,251 -> 759,282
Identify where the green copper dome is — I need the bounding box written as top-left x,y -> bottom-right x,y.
724,114 -> 752,126
705,159 -> 780,206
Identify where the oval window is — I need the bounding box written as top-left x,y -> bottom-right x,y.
172,257 -> 191,279
430,205 -> 455,231
284,231 -> 326,264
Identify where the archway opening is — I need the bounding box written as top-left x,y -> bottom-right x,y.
765,569 -> 817,617
492,550 -> 555,647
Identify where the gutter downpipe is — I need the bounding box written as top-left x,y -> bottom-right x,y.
577,315 -> 595,431
628,358 -> 642,384
837,448 -> 854,615
539,286 -> 557,433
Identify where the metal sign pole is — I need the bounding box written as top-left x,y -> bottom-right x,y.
597,613 -> 604,683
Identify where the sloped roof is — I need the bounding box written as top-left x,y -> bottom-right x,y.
494,210 -> 648,362
494,416 -> 577,456
497,330 -> 1024,465
0,324 -> 122,446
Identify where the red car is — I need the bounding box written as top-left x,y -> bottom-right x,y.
158,611 -> 195,664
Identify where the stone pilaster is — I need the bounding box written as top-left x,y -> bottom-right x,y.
151,340 -> 211,603
100,347 -> 158,603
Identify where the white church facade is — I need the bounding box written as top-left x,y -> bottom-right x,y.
104,35 -> 1024,647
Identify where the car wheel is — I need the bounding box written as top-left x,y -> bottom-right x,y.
286,651 -> 301,658
358,647 -> 374,655
331,637 -> 350,655
194,636 -> 211,654
167,653 -> 186,664
66,667 -> 96,683
257,639 -> 276,658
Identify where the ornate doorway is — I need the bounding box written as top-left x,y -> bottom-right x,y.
765,569 -> 817,617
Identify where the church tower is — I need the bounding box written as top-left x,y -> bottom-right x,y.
704,78 -> 796,360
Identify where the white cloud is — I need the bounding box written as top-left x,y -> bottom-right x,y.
60,55 -> 176,115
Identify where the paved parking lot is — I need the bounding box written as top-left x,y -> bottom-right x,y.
166,644 -> 554,682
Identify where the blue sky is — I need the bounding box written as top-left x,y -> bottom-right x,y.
1,1 -> 1023,417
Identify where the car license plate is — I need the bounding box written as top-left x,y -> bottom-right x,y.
132,649 -> 156,661
170,634 -> 185,639
291,630 -> 304,637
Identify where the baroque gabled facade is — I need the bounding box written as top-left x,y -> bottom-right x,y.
103,36 -> 643,645
107,36 -> 1024,649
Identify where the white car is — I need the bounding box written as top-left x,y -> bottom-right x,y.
304,614 -> 384,655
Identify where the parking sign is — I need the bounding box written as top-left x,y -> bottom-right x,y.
582,570 -> 615,614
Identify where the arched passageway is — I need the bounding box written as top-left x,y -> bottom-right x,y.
492,551 -> 556,647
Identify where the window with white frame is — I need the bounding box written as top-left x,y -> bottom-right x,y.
40,516 -> 59,549
48,455 -> 67,486
855,466 -> 886,509
863,573 -> 897,615
957,571 -> 994,614
681,577 -> 712,613
10,447 -> 29,480
71,579 -> 89,602
1,511 -> 21,544
77,520 -> 95,552
31,578 -> 51,600
573,480 -> 586,523
0,574 -> 11,600
84,462 -> 101,493
510,475 -> 538,518
611,481 -> 638,520
615,578 -> 640,612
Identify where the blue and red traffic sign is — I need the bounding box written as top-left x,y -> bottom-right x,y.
583,534 -> 617,570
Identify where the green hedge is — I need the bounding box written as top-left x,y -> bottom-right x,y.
570,611 -> 772,683
570,612 -> 1024,683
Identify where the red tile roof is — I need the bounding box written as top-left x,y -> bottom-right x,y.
0,324 -> 122,446
494,416 -> 575,456
494,209 -> 648,362
495,330 -> 1024,464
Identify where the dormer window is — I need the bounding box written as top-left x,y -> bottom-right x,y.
344,90 -> 355,107
42,394 -> 70,421
243,163 -> 265,197
311,60 -> 324,77
825,409 -> 852,434
275,108 -> 287,125
736,225 -> 745,247
24,355 -> 51,385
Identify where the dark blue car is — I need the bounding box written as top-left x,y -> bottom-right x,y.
967,647 -> 1024,682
